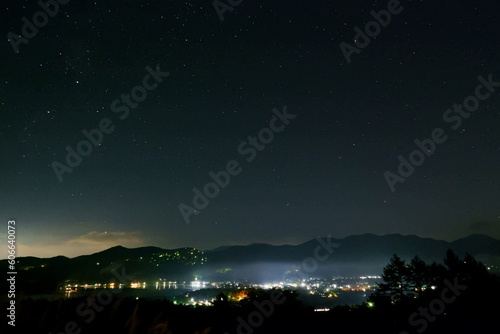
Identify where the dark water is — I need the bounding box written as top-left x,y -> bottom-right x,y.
22,287 -> 370,308
24,286 -> 195,301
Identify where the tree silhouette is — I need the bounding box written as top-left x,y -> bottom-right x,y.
212,292 -> 231,308
377,254 -> 411,302
444,249 -> 462,275
407,255 -> 427,298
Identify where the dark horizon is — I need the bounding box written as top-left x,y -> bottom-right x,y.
7,232 -> 499,260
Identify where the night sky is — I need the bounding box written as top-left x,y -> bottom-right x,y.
1,0 -> 499,258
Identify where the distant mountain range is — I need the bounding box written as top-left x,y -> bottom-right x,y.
207,233 -> 500,264
3,234 -> 500,294
203,233 -> 500,281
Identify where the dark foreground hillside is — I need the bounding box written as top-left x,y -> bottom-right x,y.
4,289 -> 499,334
4,251 -> 499,334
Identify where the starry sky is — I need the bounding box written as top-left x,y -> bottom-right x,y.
1,0 -> 499,258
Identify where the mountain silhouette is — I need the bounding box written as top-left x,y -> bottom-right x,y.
3,234 -> 499,293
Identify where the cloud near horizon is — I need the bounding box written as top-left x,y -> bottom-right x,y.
12,231 -> 146,258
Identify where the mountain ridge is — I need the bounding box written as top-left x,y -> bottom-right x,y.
9,233 -> 500,260
3,234 -> 499,292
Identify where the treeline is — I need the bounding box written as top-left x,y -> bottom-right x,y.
372,249 -> 495,302
366,250 -> 500,333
